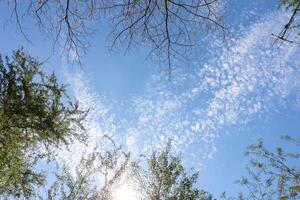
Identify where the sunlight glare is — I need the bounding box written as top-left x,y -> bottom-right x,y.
113,184 -> 139,200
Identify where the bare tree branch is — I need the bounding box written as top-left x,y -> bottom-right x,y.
3,0 -> 226,77
273,0 -> 300,43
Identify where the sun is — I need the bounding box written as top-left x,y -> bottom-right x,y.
113,184 -> 139,200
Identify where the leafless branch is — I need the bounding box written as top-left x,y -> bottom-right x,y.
4,0 -> 226,77
273,0 -> 300,43
103,0 -> 226,79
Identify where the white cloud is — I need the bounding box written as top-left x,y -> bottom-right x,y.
127,10 -> 300,168
54,10 -> 300,173
53,69 -> 119,177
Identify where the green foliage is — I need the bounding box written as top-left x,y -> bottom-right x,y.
45,153 -> 100,200
281,0 -> 300,8
236,136 -> 300,200
36,139 -> 212,200
0,49 -> 85,198
141,141 -> 212,200
43,136 -> 130,200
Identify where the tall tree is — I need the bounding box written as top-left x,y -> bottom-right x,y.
134,141 -> 213,200
0,49 -> 85,198
43,136 -> 130,200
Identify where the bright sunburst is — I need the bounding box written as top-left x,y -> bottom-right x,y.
113,184 -> 140,200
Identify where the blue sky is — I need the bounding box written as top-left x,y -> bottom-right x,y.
1,0 -> 300,197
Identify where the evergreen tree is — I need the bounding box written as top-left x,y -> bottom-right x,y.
0,49 -> 85,198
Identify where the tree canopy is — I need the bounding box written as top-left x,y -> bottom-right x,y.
231,136 -> 300,200
133,141 -> 212,200
0,49 -> 85,198
45,140 -> 212,200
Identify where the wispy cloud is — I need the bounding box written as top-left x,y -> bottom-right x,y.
55,10 -> 300,172
127,10 -> 300,167
54,69 -> 119,176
